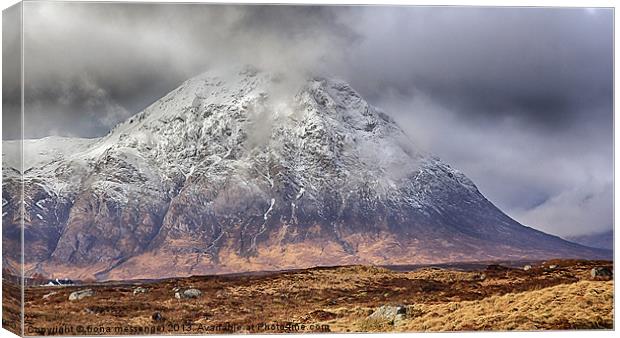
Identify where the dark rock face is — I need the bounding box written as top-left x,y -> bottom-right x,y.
2,175 -> 74,268
2,68 -> 611,280
2,172 -> 22,269
55,150 -> 169,262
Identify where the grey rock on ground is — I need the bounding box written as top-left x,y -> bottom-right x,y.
591,267 -> 613,278
42,291 -> 58,300
133,287 -> 148,295
69,289 -> 94,301
368,305 -> 408,324
175,288 -> 202,299
152,312 -> 164,322
523,265 -> 532,271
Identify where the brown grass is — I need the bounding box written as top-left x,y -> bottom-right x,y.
5,259 -> 613,335
398,280 -> 613,331
357,316 -> 393,332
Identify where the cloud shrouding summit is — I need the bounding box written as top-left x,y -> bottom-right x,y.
6,2 -> 613,238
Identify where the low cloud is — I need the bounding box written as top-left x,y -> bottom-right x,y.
514,182 -> 612,237
16,3 -> 353,140
376,89 -> 612,237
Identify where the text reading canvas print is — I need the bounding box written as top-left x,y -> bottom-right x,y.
1,1 -> 614,336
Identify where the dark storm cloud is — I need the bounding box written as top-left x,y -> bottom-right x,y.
10,3 -> 613,237
336,6 -> 613,237
2,3 -> 21,140
339,7 -> 613,131
18,2 -> 354,139
19,4 -> 611,135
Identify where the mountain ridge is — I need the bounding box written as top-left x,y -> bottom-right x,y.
2,66 -> 610,280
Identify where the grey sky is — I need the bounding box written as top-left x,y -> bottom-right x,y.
4,2 -> 613,237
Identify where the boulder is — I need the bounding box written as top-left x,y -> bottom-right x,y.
42,291 -> 58,300
133,287 -> 148,295
591,267 -> 612,278
152,312 -> 164,322
183,288 -> 202,298
174,288 -> 202,299
523,265 -> 532,271
69,289 -> 94,301
367,305 -> 407,324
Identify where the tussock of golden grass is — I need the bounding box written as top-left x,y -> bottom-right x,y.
398,280 -> 613,331
406,268 -> 483,283
357,316 -> 393,332
229,265 -> 399,295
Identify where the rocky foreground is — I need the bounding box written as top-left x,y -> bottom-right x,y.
2,259 -> 613,335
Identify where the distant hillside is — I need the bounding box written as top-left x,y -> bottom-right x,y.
566,230 -> 613,251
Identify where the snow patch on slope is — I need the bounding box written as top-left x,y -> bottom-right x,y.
2,136 -> 99,171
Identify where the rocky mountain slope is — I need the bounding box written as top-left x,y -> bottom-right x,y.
2,66 -> 610,280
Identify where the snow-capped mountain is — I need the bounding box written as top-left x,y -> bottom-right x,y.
2,66 -> 609,280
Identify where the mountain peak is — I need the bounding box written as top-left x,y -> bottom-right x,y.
2,68 -> 609,280
92,66 -> 424,188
